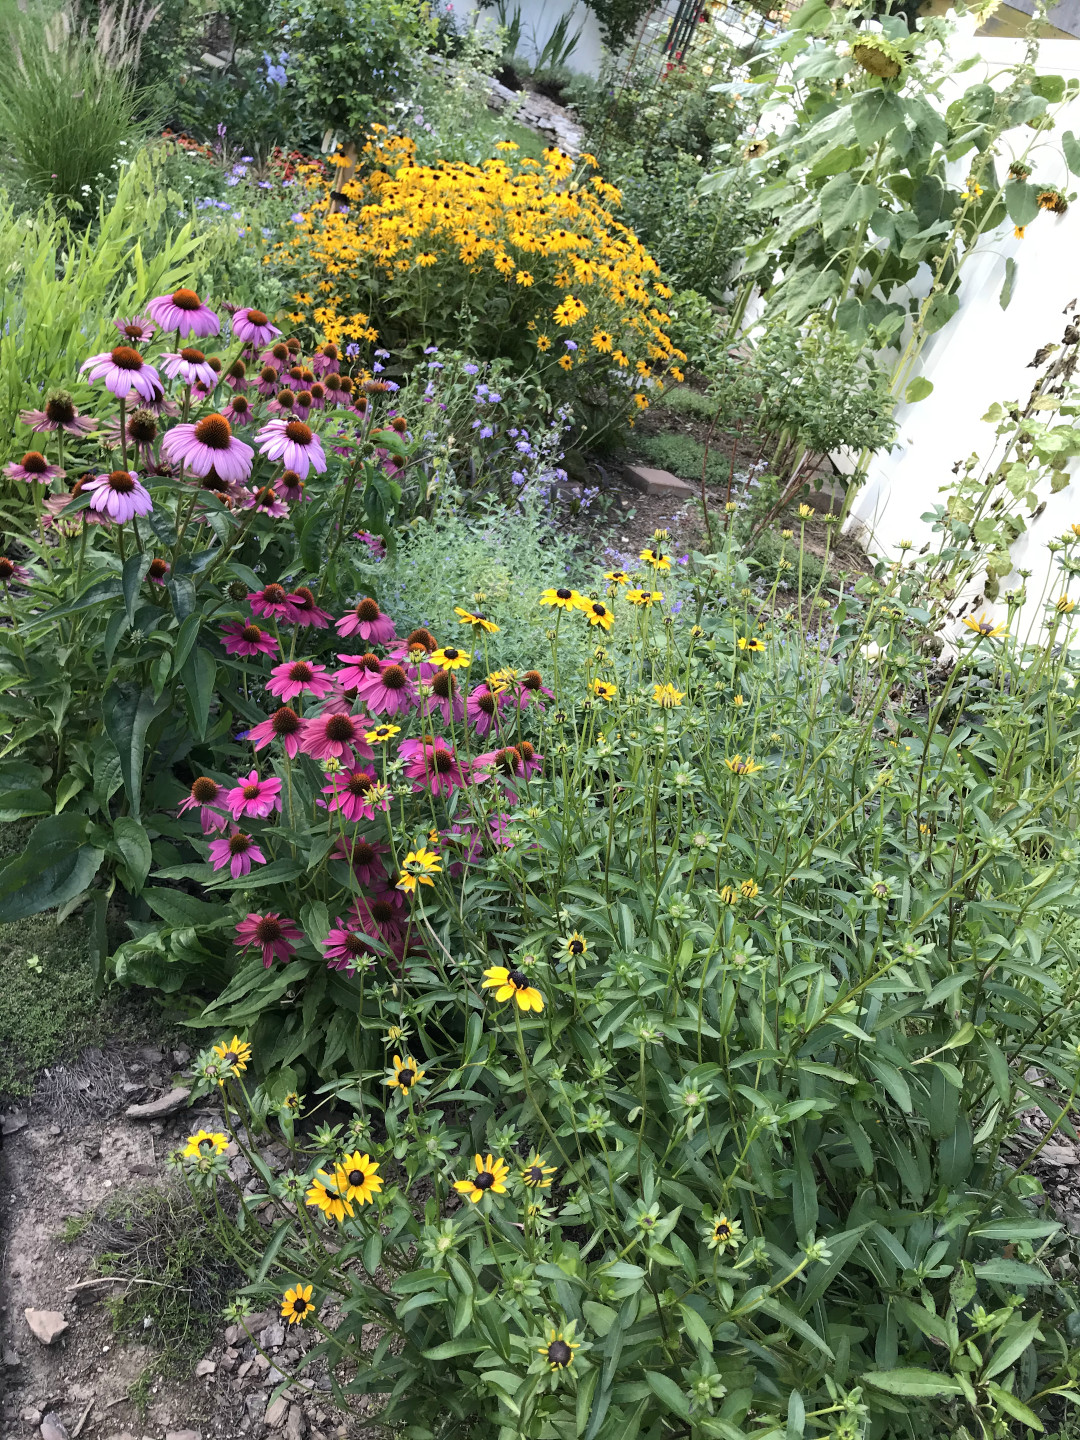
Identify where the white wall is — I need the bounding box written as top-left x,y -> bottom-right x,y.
845,36 -> 1080,643
454,0 -> 607,75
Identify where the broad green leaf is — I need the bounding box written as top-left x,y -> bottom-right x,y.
643,1371 -> 690,1421
1064,130 -> 1080,175
1004,180 -> 1040,227
861,1367 -> 963,1396
113,816 -> 152,891
0,786 -> 53,821
852,90 -> 907,146
0,814 -> 103,922
985,1315 -> 1043,1378
905,377 -> 934,404
102,683 -> 162,820
143,887 -> 232,929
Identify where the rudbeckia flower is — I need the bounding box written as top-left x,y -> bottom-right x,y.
396,847 -> 443,891
963,613 -> 1006,638
521,1154 -> 557,1188
540,586 -> 581,610
386,1054 -> 426,1091
578,598 -> 614,630
724,754 -> 763,776
639,547 -> 671,571
281,1283 -> 314,1325
212,1035 -> 252,1074
454,606 -> 499,634
591,680 -> 617,700
306,1172 -> 353,1223
431,645 -> 471,670
453,1153 -> 510,1202
653,682 -> 683,708
335,1151 -> 383,1205
182,1129 -> 228,1158
538,1330 -> 580,1369
482,965 -> 544,1012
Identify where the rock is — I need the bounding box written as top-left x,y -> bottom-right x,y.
1,1110 -> 28,1135
165,1431 -> 201,1440
173,1045 -> 191,1065
260,1322 -> 285,1350
126,1086 -> 190,1120
40,1414 -> 70,1440
285,1403 -> 305,1440
224,1325 -> 242,1346
3,1346 -> 20,1367
623,463 -> 694,498
102,1434 -> 136,1440
195,1358 -> 216,1377
136,1045 -> 164,1064
264,1397 -> 288,1428
24,1310 -> 68,1345
21,1408 -> 42,1426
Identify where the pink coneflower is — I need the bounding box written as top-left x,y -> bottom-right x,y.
5,451 -> 64,485
161,347 -> 219,391
474,742 -> 543,794
467,684 -> 509,737
232,307 -> 280,347
249,582 -> 294,621
147,287 -> 220,338
323,921 -> 376,974
83,469 -> 153,523
362,661 -> 418,716
389,628 -> 436,664
277,470 -> 305,504
331,834 -> 389,887
147,556 -> 170,585
282,364 -> 314,392
177,775 -> 229,832
403,736 -> 468,797
516,670 -> 554,708
221,619 -> 279,657
322,373 -> 349,407
134,379 -> 178,418
255,365 -> 281,399
0,556 -> 32,587
321,767 -> 383,822
489,812 -> 518,849
334,652 -> 382,693
350,890 -> 406,949
336,597 -> 397,644
425,669 -> 465,724
248,705 -> 303,757
81,346 -> 163,401
307,382 -> 327,411
20,393 -> 97,435
254,418 -> 327,479
161,413 -> 254,482
236,911 -> 303,967
286,586 -> 333,628
290,390 -> 314,422
355,529 -> 387,560
224,358 -> 248,392
298,710 -> 373,765
268,659 -> 334,701
268,388 -> 296,418
261,341 -> 291,373
220,393 -> 255,427
208,828 -> 266,878
240,484 -> 289,519
114,314 -> 156,344
225,769 -> 282,820
312,343 -> 341,375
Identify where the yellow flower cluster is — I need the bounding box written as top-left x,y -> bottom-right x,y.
278,130 -> 683,412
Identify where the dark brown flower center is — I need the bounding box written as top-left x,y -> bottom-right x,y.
230,395 -> 250,416
271,706 -> 301,735
256,488 -> 279,506
279,469 -> 301,489
321,344 -> 339,361
518,741 -> 535,762
45,395 -> 76,423
310,383 -> 325,401
124,322 -> 147,338
295,391 -> 313,408
325,715 -> 355,741
508,969 -> 528,988
474,1170 -> 495,1190
547,1340 -> 572,1367
289,662 -> 314,681
228,833 -> 252,854
339,376 -> 354,395
241,624 -> 263,642
0,559 -> 15,581
477,693 -> 495,715
245,309 -> 268,326
556,588 -> 572,600
180,346 -> 205,363
262,583 -> 287,603
285,420 -> 313,445
228,359 -> 247,379
194,414 -> 232,449
324,373 -> 342,391
286,338 -> 301,355
128,409 -> 158,442
441,648 -> 460,661
346,773 -> 373,796
357,597 -> 380,622
528,1165 -> 543,1184
343,932 -> 367,955
111,346 -> 144,370
406,628 -> 436,652
288,366 -> 304,383
191,777 -> 219,802
496,747 -> 520,775
20,452 -> 48,473
432,749 -> 454,773
381,664 -> 407,690
148,557 -> 169,579
291,586 -> 315,609
523,671 -> 543,690
260,366 -> 278,384
271,343 -> 289,362
431,671 -> 454,698
276,390 -> 295,410
108,470 -> 136,493
171,288 -> 202,310
354,840 -> 376,863
391,415 -> 407,432
242,783 -> 261,798
254,917 -> 282,942
371,900 -> 395,924
347,1169 -> 363,1186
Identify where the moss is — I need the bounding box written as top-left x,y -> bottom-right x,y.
636,430 -> 731,488
0,912 -> 101,1097
657,386 -> 717,420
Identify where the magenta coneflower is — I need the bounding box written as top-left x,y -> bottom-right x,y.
248,705 -> 303,757
220,394 -> 254,428
276,470 -> 305,504
322,373 -> 349,407
0,555 -> 32,587
323,922 -> 376,974
285,586 -> 333,628
268,659 -> 334,701
336,597 -> 397,644
224,358 -> 248,392
147,288 -> 220,338
147,556 -> 170,585
250,582 -> 294,621
255,365 -> 281,399
114,314 -> 156,345
134,379 -> 178,418
232,307 -> 280,347
5,451 -> 64,485
221,619 -> 279,657
83,469 -> 153,523
161,413 -> 254,482
254,418 -> 327,479
20,393 -> 97,435
474,742 -> 543,795
307,382 -> 327,412
268,389 -> 296,418
516,670 -> 554,708
235,911 -> 303,967
321,767 -> 383,823
177,776 -> 228,833
240,484 -> 289,519
161,347 -> 219,391
466,684 -> 509,737
350,890 -> 406,949
331,834 -> 389,887
298,710 -> 373,765
312,343 -> 341,375
81,346 -> 163,401
361,661 -> 418,717
291,390 -> 314,423
208,829 -> 267,878
282,364 -> 309,392
403,737 -> 468,797
334,652 -> 383,692
261,341 -> 291,373
225,769 -> 282,820
425,669 -> 465,724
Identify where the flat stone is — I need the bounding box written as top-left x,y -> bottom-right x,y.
40,1414 -> 71,1440
125,1086 -> 190,1120
21,1409 -> 42,1427
260,1322 -> 285,1350
3,1346 -> 20,1367
1,1110 -> 28,1135
195,1358 -> 216,1377
264,1397 -> 289,1428
624,464 -> 694,497
24,1310 -> 68,1345
165,1431 -> 201,1440
285,1403 -> 305,1440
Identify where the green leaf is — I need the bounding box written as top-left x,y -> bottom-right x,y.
0,786 -> 53,821
678,1303 -> 714,1353
986,1381 -> 1044,1430
861,1368 -> 963,1397
181,646 -> 217,741
32,574 -> 122,624
1004,180 -> 1040,227
643,1371 -> 690,1421
0,814 -> 103,922
422,1339 -> 485,1361
985,1315 -> 1043,1378
818,173 -> 878,239
1064,130 -> 1080,176
123,552 -> 150,625
904,377 -> 934,404
758,1297 -> 834,1359
852,90 -> 906,146
103,683 -> 162,821
1000,256 -> 1017,311
204,857 -> 306,891
924,292 -> 960,335
975,1259 -> 1052,1288
143,887 -> 232,929
113,816 -> 152,890
786,1390 -> 806,1439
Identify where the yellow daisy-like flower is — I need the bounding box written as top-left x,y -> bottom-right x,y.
1014,225 -> 1026,239
431,645 -> 471,670
365,722 -> 401,743
1055,595 -> 1075,614
482,964 -> 544,1012
213,1036 -> 252,1076
961,180 -> 984,200
455,606 -> 499,633
515,270 -> 534,286
632,393 -> 649,411
797,504 -> 814,520
639,547 -> 671,571
415,252 -> 437,267
653,682 -> 683,708
495,140 -> 519,152
579,598 -> 614,630
591,679 -> 617,700
604,569 -> 629,585
626,588 -> 662,607
733,693 -> 744,707
536,335 -> 552,351
521,1154 -> 557,1188
740,879 -> 760,899
387,1053 -> 426,1092
486,667 -> 518,693
706,1214 -> 744,1252
558,354 -> 574,371
306,1172 -> 353,1223
540,586 -> 581,610
454,1153 -> 510,1203
737,637 -> 766,653
591,329 -> 613,353
613,349 -> 629,368
725,754 -> 763,776
963,613 -> 1006,638
281,1283 -> 314,1325
397,847 -> 442,892
335,1151 -> 383,1206
558,932 -> 587,960
182,1129 -> 228,1158
539,1331 -> 580,1369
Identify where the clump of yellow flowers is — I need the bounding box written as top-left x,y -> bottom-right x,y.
278,128 -> 685,422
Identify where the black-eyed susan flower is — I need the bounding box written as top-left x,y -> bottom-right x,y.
558,354 -> 574,371
536,335 -> 552,351
737,637 -> 766,653
335,1151 -> 383,1206
626,588 -> 662,607
579,598 -> 614,630
540,586 -> 581,610
182,1129 -> 228,1158
1055,595 -> 1075,614
397,847 -> 442,893
725,754 -> 763,776
797,503 -> 814,519
482,964 -> 544,1012
740,879 -> 760,900
632,393 -> 649,410
591,329 -> 613,353
1014,225 -> 1026,239
306,1171 -> 353,1223
454,1153 -> 510,1202
705,1214 -> 744,1252
653,682 -> 683,708
521,1154 -> 557,1188
604,569 -> 629,585
365,722 -> 401,744
431,646 -> 471,670
212,1035 -> 252,1076
557,932 -> 587,961
639,546 -> 671,571
281,1283 -> 314,1325
454,606 -> 499,633
539,1330 -> 580,1369
592,679 -> 617,700
963,613 -> 1006,638
387,1054 -> 426,1093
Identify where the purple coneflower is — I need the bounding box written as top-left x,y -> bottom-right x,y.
83,469 -> 153,523
0,556 -> 32,587
134,379 -> 178,418
114,314 -> 156,344
220,393 -> 254,427
241,485 -> 289,519
232,307 -> 280,347
261,341 -> 291,373
208,829 -> 266,879
6,451 -> 64,485
291,390 -> 314,423
321,768 -> 382,823
225,769 -> 282,820
224,358 -> 248,392
268,659 -> 334,701
147,556 -> 170,585
466,683 -> 508,737
331,835 -> 389,887
334,652 -> 382,692
298,710 -> 373,765
322,922 -> 375,975
355,530 -> 387,560
425,669 -> 465,724
349,891 -> 406,951
250,583 -> 295,621
276,470 -> 304,504
20,393 -> 96,435
221,620 -> 279,657
359,660 -> 418,716
81,346 -> 163,401
255,365 -> 282,398
336,597 -> 396,644
161,413 -> 253,483
403,736 -> 468,797
147,287 -> 220,338
312,343 -> 340,375
248,705 -> 303,757
177,776 -> 228,833
268,389 -> 296,418
285,586 -> 333,628
235,911 -> 303,967
515,669 -> 554,708
161,348 -> 219,391
255,418 -> 327,479
307,382 -> 327,411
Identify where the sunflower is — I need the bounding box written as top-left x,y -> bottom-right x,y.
335,1151 -> 383,1206
963,613 -> 1006,638
540,586 -> 581,610
538,1330 -> 580,1369
281,1283 -> 314,1325
431,646 -> 471,670
455,606 -> 499,633
482,964 -> 544,1012
724,754 -> 763,775
591,679 -> 617,700
705,1214 -> 745,1252
182,1129 -> 228,1158
639,546 -> 671,571
454,1153 -> 510,1202
365,722 -> 401,743
306,1171 -> 354,1223
653,682 -> 683,708
212,1036 -> 252,1076
521,1154 -> 557,1188
387,1053 -> 426,1091
579,598 -> 614,630
397,847 -> 442,893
